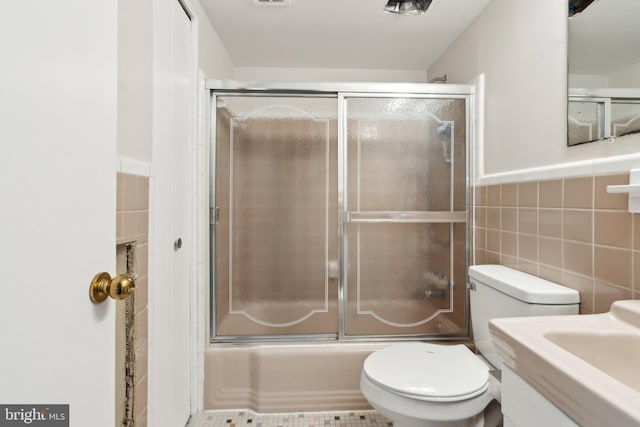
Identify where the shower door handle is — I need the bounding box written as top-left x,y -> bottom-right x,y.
328,260 -> 339,280
210,207 -> 220,225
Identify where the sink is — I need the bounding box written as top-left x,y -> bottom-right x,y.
490,300 -> 640,427
544,331 -> 640,393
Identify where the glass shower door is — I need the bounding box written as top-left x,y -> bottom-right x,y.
213,95 -> 338,338
343,95 -> 468,337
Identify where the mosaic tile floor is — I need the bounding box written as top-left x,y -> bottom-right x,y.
187,410 -> 393,427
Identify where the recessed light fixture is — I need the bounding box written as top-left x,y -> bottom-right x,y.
253,0 -> 291,7
383,0 -> 433,15
568,0 -> 596,17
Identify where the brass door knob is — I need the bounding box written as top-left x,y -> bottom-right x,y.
90,272 -> 135,303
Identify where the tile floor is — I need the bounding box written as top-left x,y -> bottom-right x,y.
186,410 -> 392,427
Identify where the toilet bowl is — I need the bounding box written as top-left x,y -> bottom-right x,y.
359,265 -> 581,427
360,342 -> 494,427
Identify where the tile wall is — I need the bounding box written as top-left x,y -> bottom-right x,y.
474,172 -> 640,314
117,172 -> 150,426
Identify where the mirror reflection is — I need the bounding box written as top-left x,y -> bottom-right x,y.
568,0 -> 640,146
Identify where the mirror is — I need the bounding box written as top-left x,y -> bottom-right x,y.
567,0 -> 640,146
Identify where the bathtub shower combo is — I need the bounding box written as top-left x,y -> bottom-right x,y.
206,81 -> 473,412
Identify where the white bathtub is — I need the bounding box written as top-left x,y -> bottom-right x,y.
204,342 -> 392,413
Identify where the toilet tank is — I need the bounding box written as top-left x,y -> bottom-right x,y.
468,265 -> 579,369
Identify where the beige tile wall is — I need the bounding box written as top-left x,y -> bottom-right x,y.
474,173 -> 639,314
117,172 -> 149,427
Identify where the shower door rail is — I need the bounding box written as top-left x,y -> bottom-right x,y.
347,211 -> 468,223
208,81 -> 472,343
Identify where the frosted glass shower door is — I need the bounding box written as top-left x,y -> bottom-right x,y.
214,95 -> 338,337
343,96 -> 468,337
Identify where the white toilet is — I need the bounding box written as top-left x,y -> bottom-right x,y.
360,264 -> 580,427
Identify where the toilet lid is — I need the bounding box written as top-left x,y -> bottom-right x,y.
363,343 -> 489,402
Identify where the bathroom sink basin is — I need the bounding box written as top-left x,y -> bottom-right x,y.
490,300 -> 640,427
544,331 -> 640,393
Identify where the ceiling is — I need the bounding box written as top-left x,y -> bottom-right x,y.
200,0 -> 492,71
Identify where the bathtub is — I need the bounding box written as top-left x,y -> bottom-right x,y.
204,342 -> 391,413
205,300 -> 468,413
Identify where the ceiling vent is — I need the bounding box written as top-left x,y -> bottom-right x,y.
253,0 -> 291,6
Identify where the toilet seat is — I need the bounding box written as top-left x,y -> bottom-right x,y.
363,343 -> 489,402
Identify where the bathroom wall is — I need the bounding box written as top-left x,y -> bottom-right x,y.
117,173 -> 151,426
610,62 -> 640,87
118,0 -> 153,162
118,0 -> 235,162
474,171 -> 639,314
194,0 -> 235,79
117,0 -> 235,421
426,0 -> 640,310
428,0 -> 640,175
234,66 -> 427,82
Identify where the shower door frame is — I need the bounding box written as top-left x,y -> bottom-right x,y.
207,80 -> 473,343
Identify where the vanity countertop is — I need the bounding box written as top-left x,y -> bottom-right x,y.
490,300 -> 640,427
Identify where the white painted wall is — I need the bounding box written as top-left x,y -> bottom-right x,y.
429,0 -> 640,176
568,74 -> 610,88
117,0 -> 234,165
610,62 -> 640,87
118,0 -> 154,163
194,0 -> 235,79
235,66 -> 427,83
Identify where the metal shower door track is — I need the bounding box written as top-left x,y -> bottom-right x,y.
206,79 -> 472,96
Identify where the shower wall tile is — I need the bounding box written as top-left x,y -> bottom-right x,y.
134,275 -> 149,314
474,172 -> 639,314
518,259 -> 538,277
502,254 -> 518,270
501,207 -> 517,232
501,231 -> 517,257
486,229 -> 501,252
594,281 -> 632,314
539,237 -> 562,269
518,181 -> 538,207
539,179 -> 563,208
487,184 -> 501,206
563,241 -> 592,277
634,252 -> 640,292
594,246 -> 632,288
594,174 -> 628,209
562,272 -> 594,313
501,184 -> 518,207
475,206 -> 487,228
538,209 -> 562,238
634,215 -> 640,250
486,207 -> 501,230
538,265 -> 563,287
563,177 -> 593,209
518,234 -> 538,262
518,208 -> 539,235
563,209 -> 592,243
594,211 -> 632,249
475,185 -> 487,207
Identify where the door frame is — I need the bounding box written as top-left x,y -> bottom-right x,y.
149,0 -> 201,422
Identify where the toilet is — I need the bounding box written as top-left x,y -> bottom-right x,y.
360,264 -> 580,427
